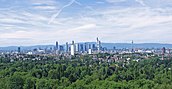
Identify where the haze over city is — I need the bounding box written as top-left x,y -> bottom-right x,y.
0,0 -> 172,46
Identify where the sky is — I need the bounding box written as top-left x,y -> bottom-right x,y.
0,0 -> 172,46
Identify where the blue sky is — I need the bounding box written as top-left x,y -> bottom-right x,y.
0,0 -> 172,46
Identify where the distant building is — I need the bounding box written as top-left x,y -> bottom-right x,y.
66,42 -> 69,53
102,47 -> 108,51
18,47 -> 21,53
162,47 -> 166,54
84,43 -> 88,52
88,49 -> 92,54
79,44 -> 84,52
131,40 -> 134,53
96,37 -> 101,52
55,41 -> 58,50
113,46 -> 116,50
71,41 -> 75,55
162,47 -> 166,60
89,44 -> 91,49
59,45 -> 64,51
75,43 -> 79,52
69,46 -> 71,52
168,49 -> 171,60
92,44 -> 96,50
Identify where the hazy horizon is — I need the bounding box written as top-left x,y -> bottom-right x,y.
0,0 -> 172,46
1,42 -> 172,47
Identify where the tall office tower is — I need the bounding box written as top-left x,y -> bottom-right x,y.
96,37 -> 101,52
55,41 -> 58,50
168,49 -> 171,60
69,46 -> 71,52
92,44 -> 96,50
18,47 -> 21,53
75,43 -> 79,52
66,42 -> 69,53
71,41 -> 75,55
162,47 -> 166,60
80,44 -> 84,52
84,43 -> 88,52
87,44 -> 92,54
89,44 -> 91,49
162,47 -> 166,54
55,41 -> 59,54
131,40 -> 134,53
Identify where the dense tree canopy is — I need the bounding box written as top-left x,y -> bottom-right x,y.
0,55 -> 172,89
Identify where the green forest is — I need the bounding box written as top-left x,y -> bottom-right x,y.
0,55 -> 172,89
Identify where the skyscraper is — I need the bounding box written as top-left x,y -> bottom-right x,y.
131,40 -> 134,53
162,47 -> 166,60
66,42 -> 69,53
84,43 -> 88,52
55,41 -> 58,50
18,47 -> 21,53
89,44 -> 91,49
96,37 -> 101,52
75,43 -> 79,52
80,44 -> 84,52
168,49 -> 171,60
92,44 -> 96,50
71,41 -> 75,55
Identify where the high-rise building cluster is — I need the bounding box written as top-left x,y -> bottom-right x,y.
54,38 -> 102,55
1,38 -> 171,61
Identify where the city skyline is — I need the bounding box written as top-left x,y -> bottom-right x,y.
0,0 -> 172,46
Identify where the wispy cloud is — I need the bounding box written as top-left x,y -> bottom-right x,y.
106,0 -> 126,3
0,0 -> 172,46
48,0 -> 81,24
135,0 -> 146,6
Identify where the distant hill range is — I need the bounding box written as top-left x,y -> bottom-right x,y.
0,43 -> 172,51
